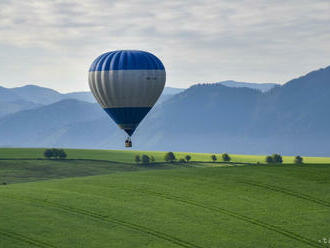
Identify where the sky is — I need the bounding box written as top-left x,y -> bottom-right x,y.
0,0 -> 329,93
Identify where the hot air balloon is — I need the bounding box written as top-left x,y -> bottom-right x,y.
88,50 -> 166,147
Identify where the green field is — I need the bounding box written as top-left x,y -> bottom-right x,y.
0,148 -> 330,248
1,147 -> 330,163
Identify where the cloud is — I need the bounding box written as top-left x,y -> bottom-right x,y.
0,0 -> 329,92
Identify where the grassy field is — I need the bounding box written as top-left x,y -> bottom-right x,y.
0,148 -> 330,248
1,147 -> 330,163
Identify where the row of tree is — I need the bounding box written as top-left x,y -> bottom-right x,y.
134,152 -> 305,165
135,152 -> 191,164
135,152 -> 233,164
265,154 -> 304,164
44,148 -> 67,159
135,154 -> 155,164
210,153 -> 231,162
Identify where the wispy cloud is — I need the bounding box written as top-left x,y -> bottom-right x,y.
0,0 -> 329,92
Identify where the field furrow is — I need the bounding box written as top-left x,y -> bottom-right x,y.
127,188 -> 325,248
240,181 -> 330,208
0,228 -> 57,248
1,194 -> 204,248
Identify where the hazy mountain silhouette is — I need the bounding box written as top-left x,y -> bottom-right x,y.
0,66 -> 329,156
0,85 -> 182,116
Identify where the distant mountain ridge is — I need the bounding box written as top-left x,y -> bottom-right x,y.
0,85 -> 185,117
0,66 -> 329,156
219,80 -> 278,92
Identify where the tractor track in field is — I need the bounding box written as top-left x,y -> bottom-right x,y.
0,228 -> 57,248
1,188 -> 325,248
127,188 -> 324,248
1,194 -> 203,248
240,180 -> 330,208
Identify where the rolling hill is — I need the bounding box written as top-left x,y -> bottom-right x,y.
0,148 -> 329,248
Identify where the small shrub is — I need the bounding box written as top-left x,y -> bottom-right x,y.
185,155 -> 191,162
164,152 -> 176,163
2,182 -> 7,185
211,154 -> 217,162
222,153 -> 231,162
295,155 -> 303,164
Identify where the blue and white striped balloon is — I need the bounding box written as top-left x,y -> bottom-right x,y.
88,50 -> 166,136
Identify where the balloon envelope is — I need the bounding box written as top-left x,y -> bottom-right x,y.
88,50 -> 166,136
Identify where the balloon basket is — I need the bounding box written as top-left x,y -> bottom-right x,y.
125,137 -> 132,148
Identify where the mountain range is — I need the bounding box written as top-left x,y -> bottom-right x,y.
0,67 -> 329,156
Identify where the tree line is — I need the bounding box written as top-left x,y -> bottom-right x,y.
134,152 -> 304,165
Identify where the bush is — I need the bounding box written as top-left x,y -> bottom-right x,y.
185,155 -> 191,163
141,154 -> 150,164
211,154 -> 217,162
222,153 -> 231,162
164,152 -> 176,163
265,156 -> 273,163
272,154 -> 283,163
295,155 -> 303,164
178,158 -> 186,163
135,155 -> 141,164
150,156 -> 155,162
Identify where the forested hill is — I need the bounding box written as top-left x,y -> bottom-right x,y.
0,66 -> 329,156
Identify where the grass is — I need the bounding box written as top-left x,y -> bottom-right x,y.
1,147 -> 330,163
0,159 -> 178,184
0,148 -> 329,248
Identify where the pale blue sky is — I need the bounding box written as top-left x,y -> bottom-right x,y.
0,0 -> 329,92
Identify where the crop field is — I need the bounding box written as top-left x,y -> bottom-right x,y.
0,148 -> 329,248
1,147 -> 330,163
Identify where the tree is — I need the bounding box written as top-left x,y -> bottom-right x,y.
295,155 -> 303,164
135,155 -> 141,164
141,154 -> 150,164
272,154 -> 283,163
211,154 -> 217,162
51,148 -> 60,159
222,153 -> 231,162
185,155 -> 191,163
44,149 -> 53,159
265,156 -> 273,163
58,149 -> 67,159
164,152 -> 176,163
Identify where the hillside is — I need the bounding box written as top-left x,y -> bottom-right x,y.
0,85 -> 183,116
0,99 -> 105,147
136,66 -> 330,155
0,148 -> 329,248
0,66 -> 329,155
